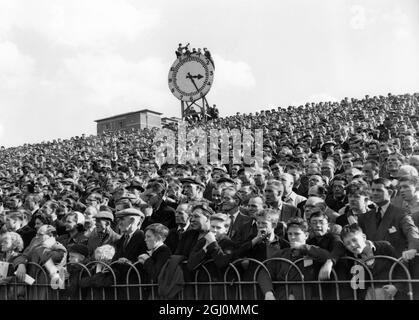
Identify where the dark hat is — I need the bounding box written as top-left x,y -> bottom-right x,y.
115,208 -> 145,220
95,211 -> 114,222
180,177 -> 205,189
212,165 -> 227,173
127,180 -> 145,192
216,177 -> 236,185
68,244 -> 89,258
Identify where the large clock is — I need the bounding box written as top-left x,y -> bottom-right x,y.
168,55 -> 214,102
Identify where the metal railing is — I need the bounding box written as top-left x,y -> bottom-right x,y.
1,255 -> 418,300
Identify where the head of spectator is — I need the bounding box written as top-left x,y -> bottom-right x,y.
309,211 -> 329,237
220,187 -> 241,214
340,224 -> 368,256
142,181 -> 166,210
209,213 -> 231,241
321,160 -> 335,180
386,152 -> 405,177
308,185 -> 328,200
253,169 -> 266,188
409,155 -> 419,173
116,208 -> 145,235
306,162 -> 320,176
144,223 -> 169,251
397,165 -> 418,179
346,181 -> 371,214
246,196 -> 265,219
34,213 -> 53,231
264,180 -> 284,208
237,185 -> 258,206
175,203 -> 192,229
39,200 -> 60,222
37,225 -> 57,248
308,174 -> 325,188
68,244 -> 89,264
402,135 -> 416,156
370,178 -> 395,206
304,196 -> 327,219
269,162 -> 283,180
0,231 -> 24,254
379,143 -> 391,163
65,211 -> 86,235
362,160 -> 380,184
23,194 -> 41,213
166,180 -> 183,203
238,168 -> 254,186
279,173 -> 295,198
286,217 -> 309,249
230,164 -> 242,179
94,244 -> 116,263
189,203 -> 213,233
180,177 -> 205,202
331,175 -> 347,200
94,211 -> 114,234
398,176 -> 419,205
255,209 -> 280,241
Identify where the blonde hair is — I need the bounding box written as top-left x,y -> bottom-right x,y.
0,232 -> 24,252
94,244 -> 115,262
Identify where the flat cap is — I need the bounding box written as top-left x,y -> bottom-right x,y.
95,211 -> 114,221
115,208 -> 145,219
216,177 -> 236,185
180,177 -> 205,189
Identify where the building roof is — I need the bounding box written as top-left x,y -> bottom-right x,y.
95,109 -> 163,122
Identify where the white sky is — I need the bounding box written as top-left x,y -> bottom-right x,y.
0,0 -> 418,147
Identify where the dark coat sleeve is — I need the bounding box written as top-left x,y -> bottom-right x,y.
143,245 -> 172,282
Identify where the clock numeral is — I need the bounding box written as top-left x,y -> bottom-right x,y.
207,82 -> 211,86
168,79 -> 172,83
210,71 -> 213,76
180,95 -> 183,100
190,97 -> 194,102
206,60 -> 210,65
170,67 -> 174,71
200,92 -> 204,97
171,88 -> 175,93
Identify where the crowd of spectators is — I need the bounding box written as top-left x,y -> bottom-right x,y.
1,92 -> 419,300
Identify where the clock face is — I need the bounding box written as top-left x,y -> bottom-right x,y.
168,55 -> 214,102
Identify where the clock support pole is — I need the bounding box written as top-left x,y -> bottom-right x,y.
181,97 -> 210,122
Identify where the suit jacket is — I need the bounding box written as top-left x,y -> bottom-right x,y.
57,232 -> 89,249
358,203 -> 419,257
113,229 -> 147,263
142,200 -> 176,230
228,211 -> 253,245
174,229 -> 201,257
87,228 -> 122,256
279,203 -> 301,223
143,244 -> 172,282
187,235 -> 236,271
16,225 -> 36,250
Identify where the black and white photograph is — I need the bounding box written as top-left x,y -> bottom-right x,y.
0,0 -> 419,306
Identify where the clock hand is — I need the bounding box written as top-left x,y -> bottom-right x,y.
186,72 -> 200,92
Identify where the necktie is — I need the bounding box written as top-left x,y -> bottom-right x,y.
228,214 -> 235,237
123,234 -> 130,249
376,207 -> 382,228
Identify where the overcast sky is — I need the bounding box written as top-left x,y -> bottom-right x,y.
0,0 -> 418,147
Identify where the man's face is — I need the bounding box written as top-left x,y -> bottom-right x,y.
221,190 -> 238,212
379,146 -> 390,161
343,232 -> 366,255
310,216 -> 328,237
370,183 -> 391,204
387,155 -> 401,172
270,164 -> 283,179
117,216 -> 135,233
142,189 -> 161,207
256,219 -> 274,237
368,144 -> 378,156
95,218 -> 109,233
342,158 -> 353,171
211,188 -> 222,204
279,175 -> 293,194
189,210 -> 209,231
362,163 -> 377,182
175,204 -> 190,225
332,180 -> 346,198
210,220 -> 228,240
183,183 -> 200,200
308,175 -> 323,188
145,230 -> 160,251
307,163 -> 320,176
231,166 -> 241,178
65,216 -> 78,232
321,165 -> 334,179
264,186 -> 281,204
247,197 -> 264,217
237,186 -> 252,204
399,181 -> 416,203
6,217 -> 22,231
167,183 -> 181,199
348,194 -> 367,211
287,226 -> 308,248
